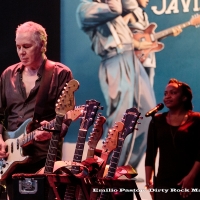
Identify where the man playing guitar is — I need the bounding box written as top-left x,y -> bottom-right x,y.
0,21 -> 73,199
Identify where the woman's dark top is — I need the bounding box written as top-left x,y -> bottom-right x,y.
145,111 -> 200,187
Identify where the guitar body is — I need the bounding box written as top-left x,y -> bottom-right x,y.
3,118 -> 31,140
0,119 -> 32,180
132,23 -> 164,63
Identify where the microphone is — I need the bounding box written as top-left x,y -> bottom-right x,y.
145,103 -> 164,117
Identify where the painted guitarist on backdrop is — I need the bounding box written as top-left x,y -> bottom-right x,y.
76,0 -> 156,172
122,0 -> 182,87
0,21 -> 73,200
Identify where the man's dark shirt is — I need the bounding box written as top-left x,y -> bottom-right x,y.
0,59 -> 73,162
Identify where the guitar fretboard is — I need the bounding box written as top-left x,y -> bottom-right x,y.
71,129 -> 88,174
44,115 -> 63,174
19,119 -> 55,147
106,139 -> 123,178
155,21 -> 191,40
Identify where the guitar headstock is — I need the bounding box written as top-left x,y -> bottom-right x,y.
88,115 -> 106,149
102,121 -> 124,153
80,99 -> 102,130
88,114 -> 106,149
55,79 -> 79,116
190,14 -> 200,27
66,105 -> 85,121
120,107 -> 141,140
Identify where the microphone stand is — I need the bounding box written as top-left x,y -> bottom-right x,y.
150,112 -> 157,200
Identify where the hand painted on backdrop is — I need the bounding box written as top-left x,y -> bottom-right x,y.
138,41 -> 153,50
172,26 -> 182,37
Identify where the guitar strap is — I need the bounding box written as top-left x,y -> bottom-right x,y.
106,16 -> 133,54
32,59 -> 55,123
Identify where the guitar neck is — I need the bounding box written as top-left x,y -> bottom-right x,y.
19,118 -> 56,147
107,139 -> 123,178
98,139 -> 123,200
44,115 -> 63,174
44,133 -> 60,174
155,20 -> 191,40
71,129 -> 88,174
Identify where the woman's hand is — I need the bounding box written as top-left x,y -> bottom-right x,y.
177,174 -> 194,198
145,180 -> 154,200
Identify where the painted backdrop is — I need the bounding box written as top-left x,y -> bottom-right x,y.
61,0 -> 200,168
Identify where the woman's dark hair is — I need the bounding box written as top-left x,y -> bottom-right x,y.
168,78 -> 193,110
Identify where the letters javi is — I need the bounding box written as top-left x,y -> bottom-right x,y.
151,0 -> 199,15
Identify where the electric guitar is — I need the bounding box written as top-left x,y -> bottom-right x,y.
99,107 -> 141,200
0,79 -> 80,180
77,114 -> 106,200
64,99 -> 102,200
89,121 -> 124,200
132,14 -> 200,63
98,121 -> 124,178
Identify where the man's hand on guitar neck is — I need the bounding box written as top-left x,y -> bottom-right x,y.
34,120 -> 53,141
34,119 -> 72,141
0,135 -> 9,159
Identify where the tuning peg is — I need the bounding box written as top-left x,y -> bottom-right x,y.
137,122 -> 141,125
98,106 -> 104,110
139,116 -> 143,120
135,128 -> 139,130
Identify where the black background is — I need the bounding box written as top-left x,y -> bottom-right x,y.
0,0 -> 60,74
